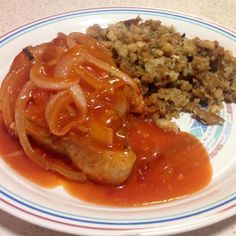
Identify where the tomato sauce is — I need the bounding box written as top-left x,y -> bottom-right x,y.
0,113 -> 212,206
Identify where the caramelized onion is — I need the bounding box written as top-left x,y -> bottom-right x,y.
45,84 -> 87,136
66,32 -> 114,65
1,68 -> 30,134
0,72 -> 16,131
45,91 -> 73,136
15,81 -> 86,181
89,120 -> 113,146
80,53 -> 138,91
53,45 -> 88,79
30,63 -> 79,90
54,54 -> 77,78
68,84 -> 87,117
75,65 -> 105,89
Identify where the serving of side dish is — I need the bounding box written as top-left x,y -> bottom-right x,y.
0,7 -> 236,236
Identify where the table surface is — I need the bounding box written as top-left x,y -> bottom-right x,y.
0,0 -> 236,235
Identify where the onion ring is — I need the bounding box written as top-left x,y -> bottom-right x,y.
45,84 -> 87,136
30,63 -> 79,90
80,53 -> 139,91
1,68 -> 31,134
68,84 -> 87,117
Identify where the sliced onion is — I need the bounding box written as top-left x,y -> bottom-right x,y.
78,53 -> 145,113
3,151 -> 23,158
45,91 -> 73,136
74,65 -> 105,89
1,68 -> 30,134
54,54 -> 78,79
80,53 -> 138,91
66,33 -> 115,65
45,84 -> 87,136
68,84 -> 87,117
0,72 -> 16,130
46,46 -> 64,66
89,120 -> 113,146
53,44 -> 90,80
67,32 -> 112,57
15,81 -> 86,181
30,63 -> 79,90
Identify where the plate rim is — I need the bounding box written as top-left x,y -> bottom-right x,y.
0,6 -> 236,42
0,6 -> 236,236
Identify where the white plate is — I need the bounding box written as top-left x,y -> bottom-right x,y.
0,7 -> 236,236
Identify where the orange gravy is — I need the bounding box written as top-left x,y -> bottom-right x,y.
0,114 -> 212,206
